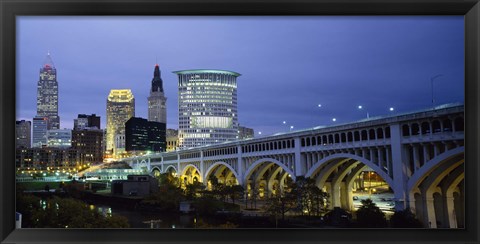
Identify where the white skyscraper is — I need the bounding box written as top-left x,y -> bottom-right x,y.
173,69 -> 240,149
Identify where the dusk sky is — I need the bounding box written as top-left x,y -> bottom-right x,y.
17,16 -> 464,136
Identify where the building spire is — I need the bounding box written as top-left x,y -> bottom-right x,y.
151,64 -> 164,93
43,51 -> 55,69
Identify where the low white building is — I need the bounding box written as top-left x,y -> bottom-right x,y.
47,129 -> 72,148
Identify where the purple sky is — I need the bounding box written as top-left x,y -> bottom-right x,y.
16,16 -> 464,136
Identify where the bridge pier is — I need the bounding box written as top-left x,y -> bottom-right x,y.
390,123 -> 409,212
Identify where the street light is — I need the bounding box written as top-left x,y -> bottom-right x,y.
290,125 -> 294,131
282,121 -> 288,132
358,105 -> 369,118
430,74 -> 443,107
332,118 -> 336,122
389,107 -> 394,112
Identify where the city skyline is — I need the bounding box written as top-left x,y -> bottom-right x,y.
17,16 -> 464,136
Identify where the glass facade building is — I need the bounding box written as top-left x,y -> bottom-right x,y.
125,117 -> 166,153
173,69 -> 240,149
36,52 -> 60,130
106,89 -> 135,157
32,116 -> 48,148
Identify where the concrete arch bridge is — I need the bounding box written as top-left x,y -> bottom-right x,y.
124,104 -> 464,228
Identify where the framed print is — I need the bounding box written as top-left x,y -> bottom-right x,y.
1,0 -> 479,243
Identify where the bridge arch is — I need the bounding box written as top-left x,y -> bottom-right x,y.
305,153 -> 393,187
150,166 -> 162,178
306,153 -> 394,211
204,161 -> 240,185
406,147 -> 464,228
244,158 -> 295,183
164,165 -> 178,174
180,164 -> 203,185
243,158 -> 295,199
134,158 -> 150,171
407,146 -> 464,193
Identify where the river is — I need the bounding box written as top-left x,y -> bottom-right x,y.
93,204 -> 196,228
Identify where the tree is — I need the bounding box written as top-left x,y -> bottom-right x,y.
225,185 -> 244,205
208,175 -> 226,201
390,208 -> 423,228
16,193 -> 42,227
16,194 -> 130,228
192,195 -> 223,216
355,198 -> 387,227
185,181 -> 205,200
264,192 -> 296,222
290,176 -> 329,216
323,207 -> 352,227
141,173 -> 184,211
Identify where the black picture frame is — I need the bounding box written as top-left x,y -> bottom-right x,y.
1,0 -> 479,243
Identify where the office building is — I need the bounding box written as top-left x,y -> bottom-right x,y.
106,89 -> 135,157
16,147 -> 80,169
47,129 -> 72,148
125,117 -> 166,153
71,128 -> 104,164
74,114 -> 101,130
173,69 -> 241,149
36,52 -> 60,129
239,125 -> 254,139
16,120 -> 31,148
166,129 -> 179,152
148,64 -> 167,124
32,116 -> 48,148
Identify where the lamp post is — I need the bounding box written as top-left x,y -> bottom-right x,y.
290,125 -> 294,131
431,74 -> 443,107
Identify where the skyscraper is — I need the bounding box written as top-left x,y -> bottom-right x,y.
16,120 -> 31,148
106,89 -> 135,157
173,69 -> 241,149
147,64 -> 167,124
36,52 -> 60,130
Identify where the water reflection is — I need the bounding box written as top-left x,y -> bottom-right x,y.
92,204 -> 194,228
